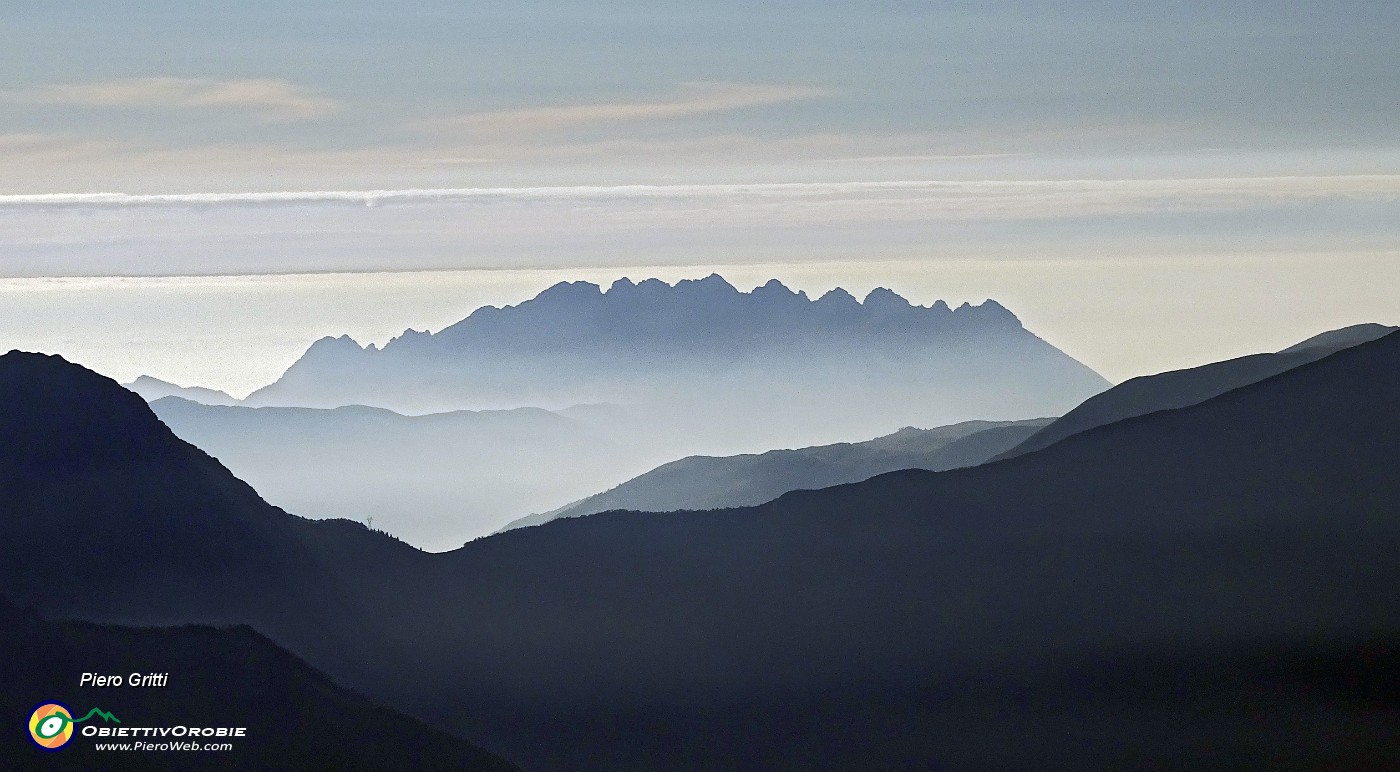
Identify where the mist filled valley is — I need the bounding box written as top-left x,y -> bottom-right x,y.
137,276 -> 1107,547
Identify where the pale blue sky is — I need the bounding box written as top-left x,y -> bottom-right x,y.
2,1 -> 1398,191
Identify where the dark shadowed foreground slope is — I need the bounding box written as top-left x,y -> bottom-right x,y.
0,599 -> 515,771
500,418 -> 1051,531
3,334 -> 1400,769
0,351 -> 434,702
997,322 -> 1397,459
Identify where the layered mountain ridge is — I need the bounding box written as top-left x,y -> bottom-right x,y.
501,417 -> 1053,532
125,375 -> 241,406
3,331 -> 1399,768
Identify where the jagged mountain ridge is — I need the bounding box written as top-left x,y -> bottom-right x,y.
243,275 -> 1109,448
419,275 -> 1024,354
259,276 -> 1045,371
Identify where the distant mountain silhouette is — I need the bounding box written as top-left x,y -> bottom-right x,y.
4,333 -> 1399,769
148,396 -> 660,548
242,276 -> 1108,450
501,418 -> 1052,532
124,375 -> 240,406
0,599 -> 514,771
995,322 -> 1398,460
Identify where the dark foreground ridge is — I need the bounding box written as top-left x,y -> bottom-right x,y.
0,598 -> 515,771
2,333 -> 1399,769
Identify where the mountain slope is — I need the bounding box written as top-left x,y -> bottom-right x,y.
420,330 -> 1400,768
0,599 -> 515,772
148,396 -> 649,547
0,351 -> 439,703
3,334 -> 1400,769
1279,322 -> 1397,354
242,276 -> 1108,450
500,418 -> 1052,531
995,322 -> 1397,460
125,375 -> 240,406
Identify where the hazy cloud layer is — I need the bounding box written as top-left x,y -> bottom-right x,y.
2,175 -> 1397,222
8,77 -> 338,122
423,82 -> 828,137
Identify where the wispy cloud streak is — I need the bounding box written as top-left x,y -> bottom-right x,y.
422,82 -> 828,136
2,176 -> 1397,221
9,78 -> 338,121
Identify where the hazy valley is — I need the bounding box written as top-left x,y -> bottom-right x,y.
135,277 -> 1109,546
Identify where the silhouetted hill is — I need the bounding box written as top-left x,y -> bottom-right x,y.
148,396 -> 652,548
4,335 -> 1400,769
0,599 -> 514,771
125,375 -> 240,406
995,322 -> 1398,460
1278,322 -> 1397,354
501,418 -> 1051,532
242,276 -> 1107,450
0,352 -> 429,686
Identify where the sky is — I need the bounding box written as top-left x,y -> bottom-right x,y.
3,1 -> 1399,191
1,1 -> 1398,389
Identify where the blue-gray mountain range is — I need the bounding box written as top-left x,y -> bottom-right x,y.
242,275 -> 1109,451
124,374 -> 240,406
